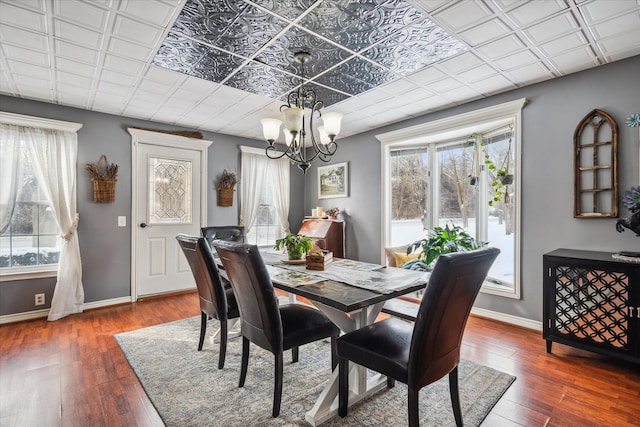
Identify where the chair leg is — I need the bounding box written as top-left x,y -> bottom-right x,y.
387,377 -> 395,388
330,336 -> 338,371
408,386 -> 419,427
291,346 -> 299,363
449,366 -> 463,427
198,312 -> 207,351
218,319 -> 228,369
239,337 -> 249,387
273,352 -> 283,417
338,357 -> 349,417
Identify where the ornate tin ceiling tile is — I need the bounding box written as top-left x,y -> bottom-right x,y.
305,83 -> 350,108
298,0 -> 425,53
189,49 -> 246,83
256,26 -> 352,78
361,19 -> 467,75
153,0 -> 466,105
153,32 -> 208,74
225,60 -> 301,98
171,0 -> 248,42
251,0 -> 319,21
314,56 -> 396,95
171,0 -> 289,59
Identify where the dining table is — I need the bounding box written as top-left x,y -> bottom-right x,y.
254,249 -> 430,426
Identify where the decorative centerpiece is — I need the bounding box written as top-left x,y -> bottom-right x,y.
306,245 -> 333,271
217,169 -> 237,207
616,186 -> 640,236
274,233 -> 314,261
325,207 -> 340,220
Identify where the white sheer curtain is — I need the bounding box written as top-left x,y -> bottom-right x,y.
239,146 -> 290,235
271,155 -> 290,234
0,124 -> 21,234
22,126 -> 84,321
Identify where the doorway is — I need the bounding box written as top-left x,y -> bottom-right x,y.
129,128 -> 212,299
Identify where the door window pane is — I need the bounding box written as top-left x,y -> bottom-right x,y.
148,157 -> 192,224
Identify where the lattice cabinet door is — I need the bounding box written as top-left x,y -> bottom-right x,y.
573,109 -> 618,218
543,249 -> 639,364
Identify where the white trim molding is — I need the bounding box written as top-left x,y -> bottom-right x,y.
378,98 -> 527,300
0,296 -> 132,325
471,307 -> 542,331
0,111 -> 82,132
128,128 -> 212,301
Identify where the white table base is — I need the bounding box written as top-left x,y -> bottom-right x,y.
304,301 -> 390,426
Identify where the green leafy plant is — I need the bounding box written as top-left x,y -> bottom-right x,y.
274,233 -> 314,260
406,223 -> 486,270
622,186 -> 640,212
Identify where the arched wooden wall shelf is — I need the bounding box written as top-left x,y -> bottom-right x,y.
574,109 -> 618,218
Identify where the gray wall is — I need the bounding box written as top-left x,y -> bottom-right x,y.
2,55 -> 638,321
0,97 -> 305,315
304,55 -> 640,322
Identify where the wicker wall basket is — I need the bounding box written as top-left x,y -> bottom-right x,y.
92,178 -> 116,203
86,154 -> 118,203
218,188 -> 234,207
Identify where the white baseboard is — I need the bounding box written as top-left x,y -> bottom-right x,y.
0,296 -> 134,325
471,306 -> 542,331
83,296 -> 132,310
0,308 -> 51,325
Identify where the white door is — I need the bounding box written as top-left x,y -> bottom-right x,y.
129,128 -> 212,299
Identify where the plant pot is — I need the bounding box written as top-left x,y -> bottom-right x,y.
287,252 -> 303,260
328,216 -> 337,220
499,174 -> 514,185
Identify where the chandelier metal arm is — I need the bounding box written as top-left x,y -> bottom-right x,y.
260,50 -> 342,173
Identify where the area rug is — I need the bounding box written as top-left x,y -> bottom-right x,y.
115,316 -> 515,427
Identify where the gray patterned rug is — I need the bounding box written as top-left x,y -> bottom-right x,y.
115,316 -> 515,427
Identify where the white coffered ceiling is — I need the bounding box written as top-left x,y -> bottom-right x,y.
0,0 -> 639,141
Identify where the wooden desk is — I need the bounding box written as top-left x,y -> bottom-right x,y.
259,251 -> 429,425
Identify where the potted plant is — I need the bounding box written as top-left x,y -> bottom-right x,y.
325,207 -> 340,220
404,223 -> 486,271
216,169 -> 237,207
616,186 -> 640,236
274,233 -> 314,260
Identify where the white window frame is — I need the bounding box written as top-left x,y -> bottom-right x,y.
0,111 -> 82,282
376,98 -> 527,299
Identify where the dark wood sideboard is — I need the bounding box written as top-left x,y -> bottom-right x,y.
543,249 -> 639,364
298,219 -> 345,258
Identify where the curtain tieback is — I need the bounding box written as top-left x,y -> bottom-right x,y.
61,213 -> 80,241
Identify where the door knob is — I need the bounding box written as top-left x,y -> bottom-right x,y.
140,222 -> 148,228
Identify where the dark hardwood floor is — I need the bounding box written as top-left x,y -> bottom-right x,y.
1,291 -> 639,426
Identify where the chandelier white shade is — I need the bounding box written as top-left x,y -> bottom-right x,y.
260,51 -> 343,173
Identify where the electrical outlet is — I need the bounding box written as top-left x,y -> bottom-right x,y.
35,293 -> 45,306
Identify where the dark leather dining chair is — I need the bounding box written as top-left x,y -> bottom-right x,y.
176,234 -> 240,369
212,240 -> 340,418
337,247 -> 500,427
201,225 -> 246,247
201,225 -> 246,288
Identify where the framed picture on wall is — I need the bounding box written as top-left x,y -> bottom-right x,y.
318,162 -> 348,199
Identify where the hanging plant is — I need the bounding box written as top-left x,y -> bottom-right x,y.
482,126 -> 514,207
467,133 -> 480,187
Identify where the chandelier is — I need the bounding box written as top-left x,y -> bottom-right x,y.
260,51 -> 343,173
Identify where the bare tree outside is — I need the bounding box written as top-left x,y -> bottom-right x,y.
390,149 -> 428,220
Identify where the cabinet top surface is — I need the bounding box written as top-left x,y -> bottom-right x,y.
544,248 -> 639,266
